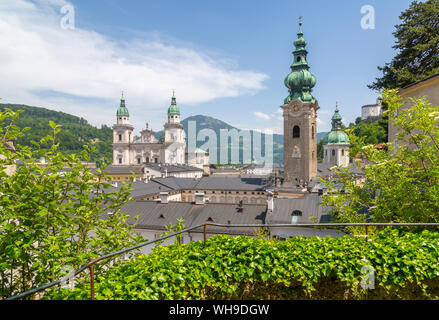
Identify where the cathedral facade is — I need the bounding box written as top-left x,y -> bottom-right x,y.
112,92 -> 186,166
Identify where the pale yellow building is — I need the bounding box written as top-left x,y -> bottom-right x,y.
389,73 -> 439,146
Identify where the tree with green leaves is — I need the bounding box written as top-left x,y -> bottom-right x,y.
320,89 -> 439,226
0,109 -> 143,299
369,0 -> 439,90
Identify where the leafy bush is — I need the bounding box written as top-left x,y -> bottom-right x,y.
48,229 -> 439,300
0,109 -> 143,299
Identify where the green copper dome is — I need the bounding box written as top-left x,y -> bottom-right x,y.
168,91 -> 180,115
284,19 -> 316,104
323,104 -> 350,145
117,93 -> 129,116
323,130 -> 350,145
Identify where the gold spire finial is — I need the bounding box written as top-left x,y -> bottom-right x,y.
121,90 -> 124,99
336,101 -> 339,111
299,16 -> 302,27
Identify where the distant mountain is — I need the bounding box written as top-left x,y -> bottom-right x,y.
157,115 -> 327,164
0,103 -> 113,165
317,132 -> 329,142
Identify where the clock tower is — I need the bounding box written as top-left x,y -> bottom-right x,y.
281,18 -> 319,186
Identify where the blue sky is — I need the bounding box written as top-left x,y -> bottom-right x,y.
0,0 -> 416,133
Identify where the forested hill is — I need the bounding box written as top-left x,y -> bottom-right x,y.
0,104 -> 113,164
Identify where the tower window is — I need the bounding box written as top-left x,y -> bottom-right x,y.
342,150 -> 345,156
293,126 -> 300,138
118,158 -> 122,164
137,158 -> 141,164
312,126 -> 315,139
332,150 -> 335,156
297,57 -> 301,62
118,134 -> 122,141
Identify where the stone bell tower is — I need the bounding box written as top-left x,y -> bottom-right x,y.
281,18 -> 319,186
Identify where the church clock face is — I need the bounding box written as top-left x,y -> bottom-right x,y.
293,105 -> 300,111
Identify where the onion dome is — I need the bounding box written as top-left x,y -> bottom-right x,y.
323,103 -> 350,145
283,18 -> 316,104
117,92 -> 129,116
168,90 -> 180,115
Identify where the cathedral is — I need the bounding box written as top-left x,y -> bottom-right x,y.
112,92 -> 189,166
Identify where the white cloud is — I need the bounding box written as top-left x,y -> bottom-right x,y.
254,111 -> 271,121
0,0 -> 268,131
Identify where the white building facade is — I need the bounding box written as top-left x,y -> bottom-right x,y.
112,92 -> 196,166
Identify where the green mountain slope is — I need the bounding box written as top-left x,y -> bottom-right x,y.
0,104 -> 113,165
155,115 -> 284,163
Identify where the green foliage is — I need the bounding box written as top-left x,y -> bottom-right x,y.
0,104 -> 113,166
0,109 -> 144,299
159,218 -> 185,245
320,90 -> 439,225
347,120 -> 387,145
370,0 -> 439,90
48,229 -> 439,300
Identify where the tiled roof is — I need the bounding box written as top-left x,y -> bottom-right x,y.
146,163 -> 203,173
266,194 -> 331,224
193,176 -> 267,191
104,201 -> 266,235
104,165 -> 144,175
104,180 -> 172,199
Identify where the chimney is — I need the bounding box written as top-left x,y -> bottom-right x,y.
237,200 -> 243,212
195,192 -> 205,205
160,191 -> 169,204
267,194 -> 274,211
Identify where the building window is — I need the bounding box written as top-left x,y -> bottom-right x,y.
154,158 -> 158,163
146,157 -> 149,163
293,126 -> 300,138
342,149 -> 345,156
118,134 -> 122,141
137,158 -> 141,164
118,158 -> 122,164
332,150 -> 335,156
312,126 -> 315,139
292,210 -> 302,216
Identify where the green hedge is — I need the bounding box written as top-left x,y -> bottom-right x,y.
47,229 -> 439,300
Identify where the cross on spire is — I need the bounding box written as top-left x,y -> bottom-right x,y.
121,90 -> 124,100
299,16 -> 302,27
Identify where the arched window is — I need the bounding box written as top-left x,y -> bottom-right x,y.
293,126 -> 300,138
332,150 -> 335,156
137,158 -> 141,164
292,210 -> 302,216
146,157 -> 150,163
118,134 -> 122,141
